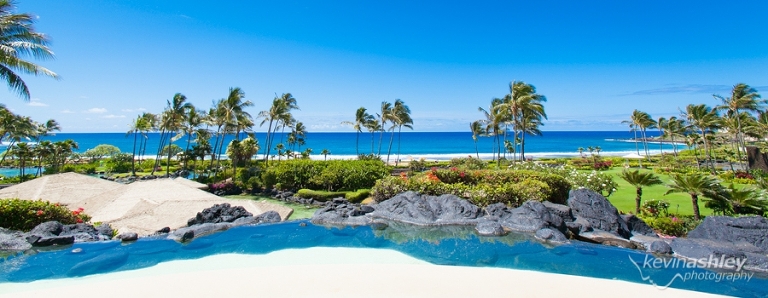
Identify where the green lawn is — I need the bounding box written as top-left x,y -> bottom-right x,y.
224,195 -> 318,220
602,167 -> 732,216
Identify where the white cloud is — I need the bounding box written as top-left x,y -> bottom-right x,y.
85,108 -> 107,113
101,114 -> 126,119
61,109 -> 75,114
28,98 -> 48,107
121,108 -> 147,112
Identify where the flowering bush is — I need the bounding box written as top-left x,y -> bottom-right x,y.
0,199 -> 91,231
371,168 -> 569,206
642,215 -> 701,237
641,199 -> 671,217
208,182 -> 241,195
566,169 -> 618,197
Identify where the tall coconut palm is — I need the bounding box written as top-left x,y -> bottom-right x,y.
682,104 -> 720,173
714,83 -> 763,170
390,99 -> 412,164
657,117 -> 667,155
0,0 -> 58,100
341,107 -> 374,156
363,118 -> 381,156
377,101 -> 393,157
158,93 -> 192,176
33,140 -> 52,177
479,98 -> 504,164
470,121 -> 485,159
12,141 -> 31,180
259,93 -> 297,164
182,108 -> 204,168
496,81 -> 547,162
626,110 -> 656,160
127,115 -> 145,176
665,173 -> 723,220
619,169 -> 663,214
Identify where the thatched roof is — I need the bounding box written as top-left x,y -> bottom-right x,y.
0,172 -> 121,208
0,173 -> 293,236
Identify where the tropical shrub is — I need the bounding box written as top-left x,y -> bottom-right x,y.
448,157 -> 487,170
208,182 -> 241,195
643,215 -> 701,237
264,159 -> 389,191
371,168 -> 570,207
641,199 -> 670,217
0,199 -> 91,231
345,189 -> 371,203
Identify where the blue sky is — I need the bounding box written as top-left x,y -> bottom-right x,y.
5,0 -> 768,132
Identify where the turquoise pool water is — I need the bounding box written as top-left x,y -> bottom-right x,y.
1,221 -> 766,296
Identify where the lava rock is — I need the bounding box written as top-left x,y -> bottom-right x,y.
621,214 -> 657,237
535,228 -> 568,243
475,219 -> 506,236
649,240 -> 673,254
29,221 -> 63,237
168,223 -> 232,242
686,216 -> 768,251
498,201 -> 567,235
567,189 -> 630,238
0,227 -> 32,251
115,232 -> 138,242
370,191 -> 483,225
26,235 -> 75,247
187,203 -> 253,226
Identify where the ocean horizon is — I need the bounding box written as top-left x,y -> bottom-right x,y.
5,131 -> 682,161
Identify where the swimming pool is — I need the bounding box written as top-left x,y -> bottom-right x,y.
1,221 -> 766,296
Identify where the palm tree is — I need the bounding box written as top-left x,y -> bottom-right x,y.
259,93 -> 297,164
321,148 -> 330,161
497,81 -> 547,162
51,139 -> 77,173
33,140 -> 52,177
12,142 -> 31,180
0,0 -> 58,100
682,104 -> 720,173
714,83 -> 763,170
665,173 -> 723,220
182,108 -> 204,170
627,110 -> 656,160
470,121 -> 485,159
577,147 -> 585,158
391,99 -> 413,164
724,183 -> 767,216
377,101 -> 393,157
341,107 -> 374,156
619,169 -> 663,214
479,99 -> 504,164
657,117 -> 667,155
126,115 -> 145,176
363,118 -> 381,156
157,93 -> 192,176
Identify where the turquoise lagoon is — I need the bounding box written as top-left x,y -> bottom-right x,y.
1,221 -> 766,296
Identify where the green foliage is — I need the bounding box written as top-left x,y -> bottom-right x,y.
356,154 -> 381,161
160,144 -> 183,156
641,199 -> 670,217
408,158 -> 427,172
84,144 -> 121,161
104,153 -> 132,173
296,189 -> 346,201
264,159 -> 389,191
448,157 -> 487,170
642,215 -> 701,237
371,168 -> 571,207
0,199 -> 91,231
345,189 -> 371,203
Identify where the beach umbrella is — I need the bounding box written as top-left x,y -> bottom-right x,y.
622,153 -> 645,168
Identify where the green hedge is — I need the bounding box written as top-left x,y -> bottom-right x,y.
345,189 -> 371,203
371,169 -> 571,207
0,198 -> 92,231
262,159 -> 389,191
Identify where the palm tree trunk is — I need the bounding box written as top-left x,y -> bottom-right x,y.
396,126 -> 403,163
635,187 -> 642,214
166,132 -> 173,177
520,127 -> 527,162
691,194 -> 701,220
131,130 -> 138,176
474,141 -> 479,159
355,131 -> 360,156
264,120 -> 274,163
641,128 -> 650,161
152,129 -> 167,175
659,127 -> 664,156
633,126 -> 640,155
386,128 -> 395,164
734,110 -> 747,170
377,129 -> 384,156
370,131 -> 374,155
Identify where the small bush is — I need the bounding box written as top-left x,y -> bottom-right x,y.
643,215 -> 701,237
296,189 -> 346,201
345,189 -> 371,203
0,199 -> 91,231
449,157 -> 487,170
208,182 -> 241,195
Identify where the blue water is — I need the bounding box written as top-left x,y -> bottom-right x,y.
23,131 -> 678,159
1,221 -> 765,296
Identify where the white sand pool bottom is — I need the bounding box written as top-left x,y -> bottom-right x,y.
0,247 -> 723,297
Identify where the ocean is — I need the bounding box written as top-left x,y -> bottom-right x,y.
22,131 -> 679,160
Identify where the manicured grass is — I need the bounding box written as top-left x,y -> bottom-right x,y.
602,167 -> 732,216
225,195 -> 318,220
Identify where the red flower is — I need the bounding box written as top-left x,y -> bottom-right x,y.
36,210 -> 44,216
76,218 -> 83,223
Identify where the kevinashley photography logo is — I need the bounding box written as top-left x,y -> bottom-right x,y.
629,254 -> 755,289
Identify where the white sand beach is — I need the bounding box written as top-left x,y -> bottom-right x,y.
0,247 -> 723,298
